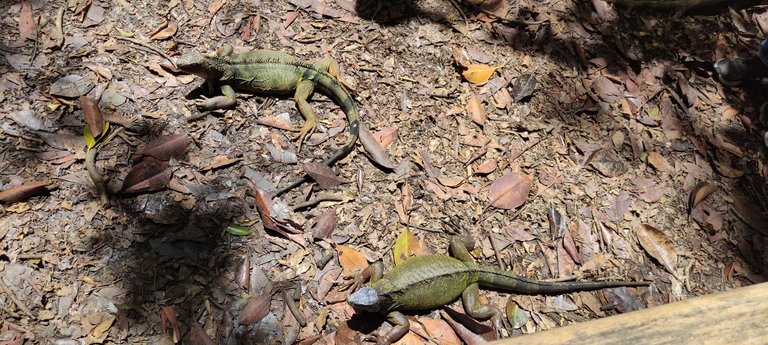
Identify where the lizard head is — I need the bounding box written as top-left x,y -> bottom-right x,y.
174,52 -> 220,79
347,287 -> 382,312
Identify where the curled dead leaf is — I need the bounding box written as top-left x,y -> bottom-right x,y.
467,96 -> 486,126
238,293 -> 272,325
688,181 -> 717,214
635,223 -> 678,277
121,157 -> 171,194
311,208 -> 337,239
132,134 -> 191,162
0,180 -> 51,203
462,64 -> 501,84
80,96 -> 105,140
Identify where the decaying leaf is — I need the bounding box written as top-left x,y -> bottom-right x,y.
304,162 -> 343,189
462,64 -> 502,84
311,208 -> 337,239
591,76 -> 623,103
160,306 -> 181,343
395,183 -> 413,224
50,75 -> 90,98
467,96 -> 486,126
488,172 -> 532,210
237,293 -> 272,325
0,180 -> 51,203
359,122 -> 396,169
441,309 -> 495,344
589,149 -> 628,177
254,189 -> 307,246
121,157 -> 171,194
412,317 -> 460,345
80,96 -> 105,140
133,134 -> 191,162
688,181 -> 717,214
647,152 -> 674,172
337,245 -> 368,277
393,227 -> 423,265
511,74 -> 536,102
150,18 -> 178,40
19,1 -> 35,41
635,223 -> 677,277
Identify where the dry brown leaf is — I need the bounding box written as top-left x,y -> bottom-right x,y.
150,18 -> 178,40
467,96 -> 486,126
81,95 -> 105,140
414,317 -> 460,345
337,245 -> 368,277
254,189 -> 307,246
132,134 -> 191,162
503,221 -> 536,241
19,1 -> 35,41
160,306 -> 181,343
731,193 -> 768,235
395,183 -> 413,224
190,323 -> 216,345
304,162 -> 343,189
372,127 -> 398,149
635,223 -> 677,276
562,229 -> 580,264
462,64 -> 501,84
591,76 -> 623,103
237,293 -> 272,325
393,227 -> 423,265
474,159 -> 497,175
311,208 -> 337,239
359,122 -> 395,169
488,172 -> 532,210
688,181 -> 717,214
441,309 -> 495,344
0,180 -> 51,203
714,33 -> 729,60
202,155 -> 240,171
647,152 -> 673,172
121,157 -> 171,194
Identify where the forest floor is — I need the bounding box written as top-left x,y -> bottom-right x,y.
1,0 -> 768,344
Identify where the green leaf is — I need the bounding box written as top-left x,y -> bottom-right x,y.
226,223 -> 252,236
101,121 -> 110,139
84,125 -> 96,149
393,227 -> 422,266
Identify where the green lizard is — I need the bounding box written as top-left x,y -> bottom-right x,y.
347,237 -> 649,344
175,45 -> 360,195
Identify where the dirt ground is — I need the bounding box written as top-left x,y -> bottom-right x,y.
1,0 -> 768,344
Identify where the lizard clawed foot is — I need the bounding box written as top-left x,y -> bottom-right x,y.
293,119 -> 317,152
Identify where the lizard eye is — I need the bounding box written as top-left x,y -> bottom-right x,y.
347,287 -> 380,312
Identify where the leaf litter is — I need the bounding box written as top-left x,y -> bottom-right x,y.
1,0 -> 765,344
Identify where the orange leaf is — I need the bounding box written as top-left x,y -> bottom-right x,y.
337,245 -> 368,277
150,19 -> 177,40
488,172 -> 532,210
466,96 -> 486,126
0,180 -> 50,203
462,64 -> 500,84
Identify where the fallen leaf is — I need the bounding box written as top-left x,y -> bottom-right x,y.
591,76 -> 623,103
226,223 -> 252,236
50,74 -> 89,98
311,208 -> 337,239
19,1 -> 35,41
190,323 -> 216,345
337,245 -> 368,277
589,149 -> 628,177
150,19 -> 178,40
474,159 -> 497,175
467,96 -> 486,126
503,221 -> 536,241
562,228 -> 580,264
488,172 -> 532,210
511,74 -> 536,102
505,300 -> 530,329
414,317 -> 460,345
238,293 -> 272,325
359,122 -> 395,169
462,64 -> 501,84
284,11 -> 300,28
688,181 -> 717,214
441,309 -> 494,344
121,157 -> 171,194
160,306 -> 181,343
714,33 -> 729,60
372,127 -> 398,149
304,162 -> 343,189
80,96 -> 105,140
635,223 -> 678,277
393,227 -> 423,265
395,183 -> 413,224
133,134 -> 191,162
254,189 -> 307,246
0,180 -> 50,203
647,152 -> 673,172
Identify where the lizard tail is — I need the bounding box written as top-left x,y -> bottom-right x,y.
273,70 -> 360,196
477,267 -> 649,294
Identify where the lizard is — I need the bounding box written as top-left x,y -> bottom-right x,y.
347,236 -> 650,344
174,45 -> 360,195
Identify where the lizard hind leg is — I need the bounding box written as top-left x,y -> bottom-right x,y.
312,57 -> 356,94
293,80 -> 318,152
461,283 -> 504,333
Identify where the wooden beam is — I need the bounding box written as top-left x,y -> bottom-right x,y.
494,282 -> 768,345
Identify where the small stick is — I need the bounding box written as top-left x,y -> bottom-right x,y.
114,35 -> 173,63
0,277 -> 34,317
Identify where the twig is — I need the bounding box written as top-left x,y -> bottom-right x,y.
489,234 -> 504,269
114,35 -> 173,64
0,277 -> 33,317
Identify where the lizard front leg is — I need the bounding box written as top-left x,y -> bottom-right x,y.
192,84 -> 237,110
372,311 -> 409,345
293,79 -> 318,151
